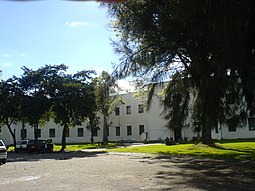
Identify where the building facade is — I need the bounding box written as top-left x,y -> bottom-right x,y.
1,86 -> 255,145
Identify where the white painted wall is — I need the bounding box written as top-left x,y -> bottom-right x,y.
1,85 -> 255,145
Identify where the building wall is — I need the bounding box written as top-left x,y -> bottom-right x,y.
1,86 -> 255,145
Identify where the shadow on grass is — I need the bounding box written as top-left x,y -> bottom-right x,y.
139,155 -> 255,191
157,141 -> 255,161
6,150 -> 107,163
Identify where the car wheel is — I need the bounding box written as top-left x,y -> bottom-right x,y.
2,159 -> 6,164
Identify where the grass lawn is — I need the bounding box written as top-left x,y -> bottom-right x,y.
53,142 -> 118,151
7,142 -> 118,152
7,139 -> 255,161
109,139 -> 255,161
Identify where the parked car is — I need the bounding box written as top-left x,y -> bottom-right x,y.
26,139 -> 54,153
16,140 -> 30,152
0,140 -> 7,164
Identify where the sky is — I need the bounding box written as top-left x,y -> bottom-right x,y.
0,0 -> 120,80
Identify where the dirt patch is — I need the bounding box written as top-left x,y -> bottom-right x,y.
0,152 -> 255,191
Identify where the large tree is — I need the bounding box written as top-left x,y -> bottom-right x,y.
93,71 -> 122,144
19,66 -> 52,140
105,0 -> 255,145
45,66 -> 96,151
0,78 -> 23,150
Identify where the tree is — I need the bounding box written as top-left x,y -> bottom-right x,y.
86,112 -> 100,143
45,66 -> 96,151
93,71 -> 122,144
105,0 -> 255,145
160,72 -> 191,141
0,78 -> 23,150
19,66 -> 52,140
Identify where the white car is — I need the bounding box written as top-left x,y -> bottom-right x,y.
16,140 -> 30,152
0,140 -> 7,164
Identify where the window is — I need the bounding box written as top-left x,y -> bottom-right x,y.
21,129 -> 27,139
127,126 -> 132,136
37,129 -> 41,138
228,125 -> 236,132
248,118 -> 255,131
126,106 -> 131,115
92,128 -> 98,137
66,128 -> 70,137
139,125 -> 144,135
115,107 -> 120,116
116,126 -> 120,136
78,128 -> 84,137
49,129 -> 55,138
138,104 -> 144,113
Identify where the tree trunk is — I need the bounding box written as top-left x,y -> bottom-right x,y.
90,131 -> 94,143
6,118 -> 16,151
102,113 -> 108,144
60,123 -> 68,152
201,118 -> 214,145
34,123 -> 39,140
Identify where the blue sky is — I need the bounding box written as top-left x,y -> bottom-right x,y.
0,1 -> 119,80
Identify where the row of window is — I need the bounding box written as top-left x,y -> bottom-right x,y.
115,104 -> 144,116
20,128 -> 92,139
214,118 -> 255,133
115,125 -> 145,136
17,125 -> 145,139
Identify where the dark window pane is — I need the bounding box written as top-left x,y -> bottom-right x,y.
138,104 -> 144,113
248,118 -> 255,131
126,106 -> 131,115
78,128 -> 84,137
115,107 -> 120,116
116,126 -> 120,136
49,129 -> 55,138
139,125 -> 144,135
127,126 -> 132,136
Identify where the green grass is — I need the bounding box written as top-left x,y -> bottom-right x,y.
7,139 -> 255,161
7,142 -> 118,152
53,142 -> 118,151
109,140 -> 255,161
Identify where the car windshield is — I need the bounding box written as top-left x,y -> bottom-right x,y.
0,141 -> 4,146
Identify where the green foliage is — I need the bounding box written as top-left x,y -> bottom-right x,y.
160,72 -> 190,131
105,0 -> 255,145
53,142 -> 118,151
93,71 -> 123,143
45,66 -> 96,151
0,78 -> 23,147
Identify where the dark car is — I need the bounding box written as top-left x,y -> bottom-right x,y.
26,139 -> 53,153
16,140 -> 30,152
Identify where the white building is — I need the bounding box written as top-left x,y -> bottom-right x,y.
1,86 -> 255,145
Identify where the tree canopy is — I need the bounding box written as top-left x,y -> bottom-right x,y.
93,71 -> 122,144
105,0 -> 255,144
0,78 -> 23,150
0,64 -> 97,151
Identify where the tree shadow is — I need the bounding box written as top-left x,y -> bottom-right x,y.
6,150 -> 107,163
140,155 -> 255,191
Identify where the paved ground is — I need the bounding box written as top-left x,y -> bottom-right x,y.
1,151 -> 255,191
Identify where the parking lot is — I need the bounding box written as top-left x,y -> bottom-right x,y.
1,151 -> 255,191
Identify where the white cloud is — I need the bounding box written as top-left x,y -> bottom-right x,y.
1,62 -> 13,67
65,21 -> 88,27
20,53 -> 27,57
4,54 -> 11,58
